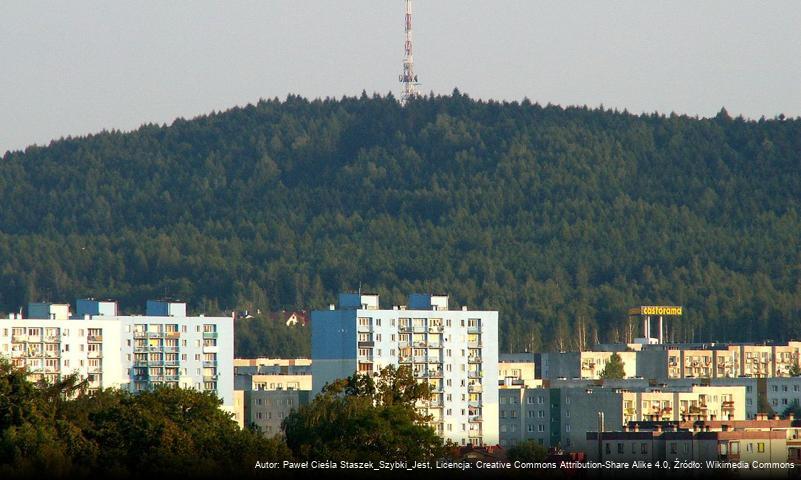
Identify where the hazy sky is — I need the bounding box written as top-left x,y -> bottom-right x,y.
2,1 -> 800,153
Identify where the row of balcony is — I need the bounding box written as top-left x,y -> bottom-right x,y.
133,360 -> 181,367
399,356 -> 444,364
134,331 -> 182,338
134,346 -> 180,353
12,335 -> 60,343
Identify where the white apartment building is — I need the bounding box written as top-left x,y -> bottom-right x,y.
0,299 -> 234,409
312,293 -> 499,446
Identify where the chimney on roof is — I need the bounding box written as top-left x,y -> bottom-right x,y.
774,414 -> 781,421
790,413 -> 796,421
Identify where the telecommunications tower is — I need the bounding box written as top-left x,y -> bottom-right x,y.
399,0 -> 420,104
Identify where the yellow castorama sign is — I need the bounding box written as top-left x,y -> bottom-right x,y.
628,306 -> 683,316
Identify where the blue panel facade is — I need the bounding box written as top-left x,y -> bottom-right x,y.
311,310 -> 357,360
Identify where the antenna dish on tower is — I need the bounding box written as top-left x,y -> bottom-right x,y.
399,0 -> 420,105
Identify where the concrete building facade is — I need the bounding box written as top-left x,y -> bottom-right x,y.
0,299 -> 234,409
312,293 -> 499,446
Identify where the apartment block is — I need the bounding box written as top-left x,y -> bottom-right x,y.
0,299 -> 234,409
0,312 -> 123,393
499,384 -> 746,452
234,359 -> 312,392
587,418 -> 801,466
242,390 -> 310,437
543,342 -> 801,383
312,293 -> 499,446
499,353 -> 540,388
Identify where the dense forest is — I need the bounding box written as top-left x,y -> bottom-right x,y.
1,91 -> 800,353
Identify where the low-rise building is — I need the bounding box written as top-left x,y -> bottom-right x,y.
242,389 -> 310,437
587,417 -> 801,467
499,383 -> 746,452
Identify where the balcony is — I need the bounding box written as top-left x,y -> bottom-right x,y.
43,335 -> 59,343
468,356 -> 482,364
357,341 -> 375,348
399,325 -> 412,333
399,356 -> 412,363
165,332 -> 180,338
133,331 -> 148,338
148,332 -> 163,338
413,356 -> 427,363
468,401 -> 481,408
414,341 -> 427,348
468,341 -> 482,348
87,335 -> 103,342
468,384 -> 482,393
202,332 -> 218,339
203,375 -> 219,381
428,370 -> 443,378
469,415 -> 483,423
427,342 -> 441,348
12,335 -> 28,342
202,361 -> 218,368
468,371 -> 481,379
467,326 -> 481,334
428,325 -> 443,333
88,351 -> 103,359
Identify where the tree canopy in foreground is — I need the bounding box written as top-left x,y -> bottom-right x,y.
0,360 -> 289,478
282,365 -> 447,462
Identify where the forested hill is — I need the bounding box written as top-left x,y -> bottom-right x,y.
1,92 -> 800,352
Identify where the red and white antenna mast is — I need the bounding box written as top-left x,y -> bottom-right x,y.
399,0 -> 420,104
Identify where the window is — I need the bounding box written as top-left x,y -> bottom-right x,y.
758,443 -> 765,453
617,443 -> 623,454
642,443 -> 648,454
